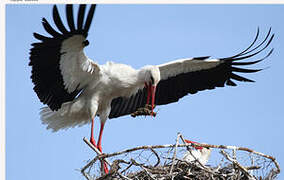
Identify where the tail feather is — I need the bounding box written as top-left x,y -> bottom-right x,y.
40,102 -> 90,132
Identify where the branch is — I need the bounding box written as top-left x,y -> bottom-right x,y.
83,137 -> 111,166
220,150 -> 255,179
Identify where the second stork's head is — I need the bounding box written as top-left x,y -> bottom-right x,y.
139,66 -> 161,115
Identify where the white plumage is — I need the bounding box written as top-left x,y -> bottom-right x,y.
41,62 -> 151,131
183,147 -> 212,166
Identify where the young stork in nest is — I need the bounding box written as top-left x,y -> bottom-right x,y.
29,4 -> 274,174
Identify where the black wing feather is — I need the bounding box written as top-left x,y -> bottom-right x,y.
77,5 -> 86,31
109,29 -> 273,118
84,5 -> 96,34
29,4 -> 96,111
109,89 -> 147,119
66,5 -> 76,32
155,29 -> 273,106
52,5 -> 68,34
42,18 -> 62,38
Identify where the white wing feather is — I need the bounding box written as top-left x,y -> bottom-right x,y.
158,58 -> 221,80
60,35 -> 100,93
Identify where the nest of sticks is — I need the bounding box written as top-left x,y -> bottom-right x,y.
81,133 -> 280,180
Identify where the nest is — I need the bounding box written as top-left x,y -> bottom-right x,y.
81,133 -> 280,180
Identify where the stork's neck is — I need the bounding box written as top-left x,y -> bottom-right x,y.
137,65 -> 154,85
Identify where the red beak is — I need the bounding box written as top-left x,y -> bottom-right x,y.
185,139 -> 203,150
145,82 -> 156,116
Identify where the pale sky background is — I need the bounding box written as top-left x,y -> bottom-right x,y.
5,3 -> 284,180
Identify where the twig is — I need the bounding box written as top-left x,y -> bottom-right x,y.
245,166 -> 261,170
170,133 -> 181,179
83,137 -> 111,166
149,148 -> 160,167
117,172 -> 132,180
120,162 -> 134,174
141,166 -> 156,180
81,156 -> 100,175
100,144 -> 191,159
81,137 -> 112,180
220,150 -> 255,179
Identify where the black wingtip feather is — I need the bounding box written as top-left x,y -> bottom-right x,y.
53,5 -> 68,34
83,5 -> 96,35
226,79 -> 237,86
66,4 -> 76,32
77,4 -> 86,31
41,17 -> 61,38
33,32 -> 51,41
231,67 -> 262,73
231,60 -> 262,66
230,73 -> 255,82
221,28 -> 274,62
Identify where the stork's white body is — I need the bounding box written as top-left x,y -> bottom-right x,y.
41,60 -> 156,131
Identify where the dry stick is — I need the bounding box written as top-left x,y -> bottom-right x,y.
83,137 -> 111,166
120,162 -> 134,174
81,156 -> 100,175
141,166 -> 156,180
170,133 -> 181,179
81,137 -> 112,178
129,158 -> 156,180
81,169 -> 92,180
245,166 -> 261,170
220,150 -> 255,179
100,144 -> 190,159
149,148 -> 160,167
117,172 -> 132,180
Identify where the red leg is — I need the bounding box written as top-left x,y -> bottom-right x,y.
97,122 -> 109,174
97,122 -> 105,152
90,118 -> 96,147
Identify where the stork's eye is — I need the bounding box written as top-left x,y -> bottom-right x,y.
150,76 -> 154,84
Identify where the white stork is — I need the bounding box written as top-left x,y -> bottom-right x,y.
183,140 -> 211,166
29,4 -> 273,173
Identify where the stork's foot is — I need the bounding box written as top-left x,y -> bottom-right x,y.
97,144 -> 109,174
102,161 -> 109,174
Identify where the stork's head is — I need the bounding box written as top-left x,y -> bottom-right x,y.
140,66 -> 161,116
185,140 -> 205,150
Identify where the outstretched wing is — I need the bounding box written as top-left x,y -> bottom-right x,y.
109,28 -> 273,118
29,4 -> 98,111
155,28 -> 273,105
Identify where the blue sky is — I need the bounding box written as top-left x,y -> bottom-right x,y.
5,4 -> 284,180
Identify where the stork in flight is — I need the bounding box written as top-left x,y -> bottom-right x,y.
29,4 -> 274,173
